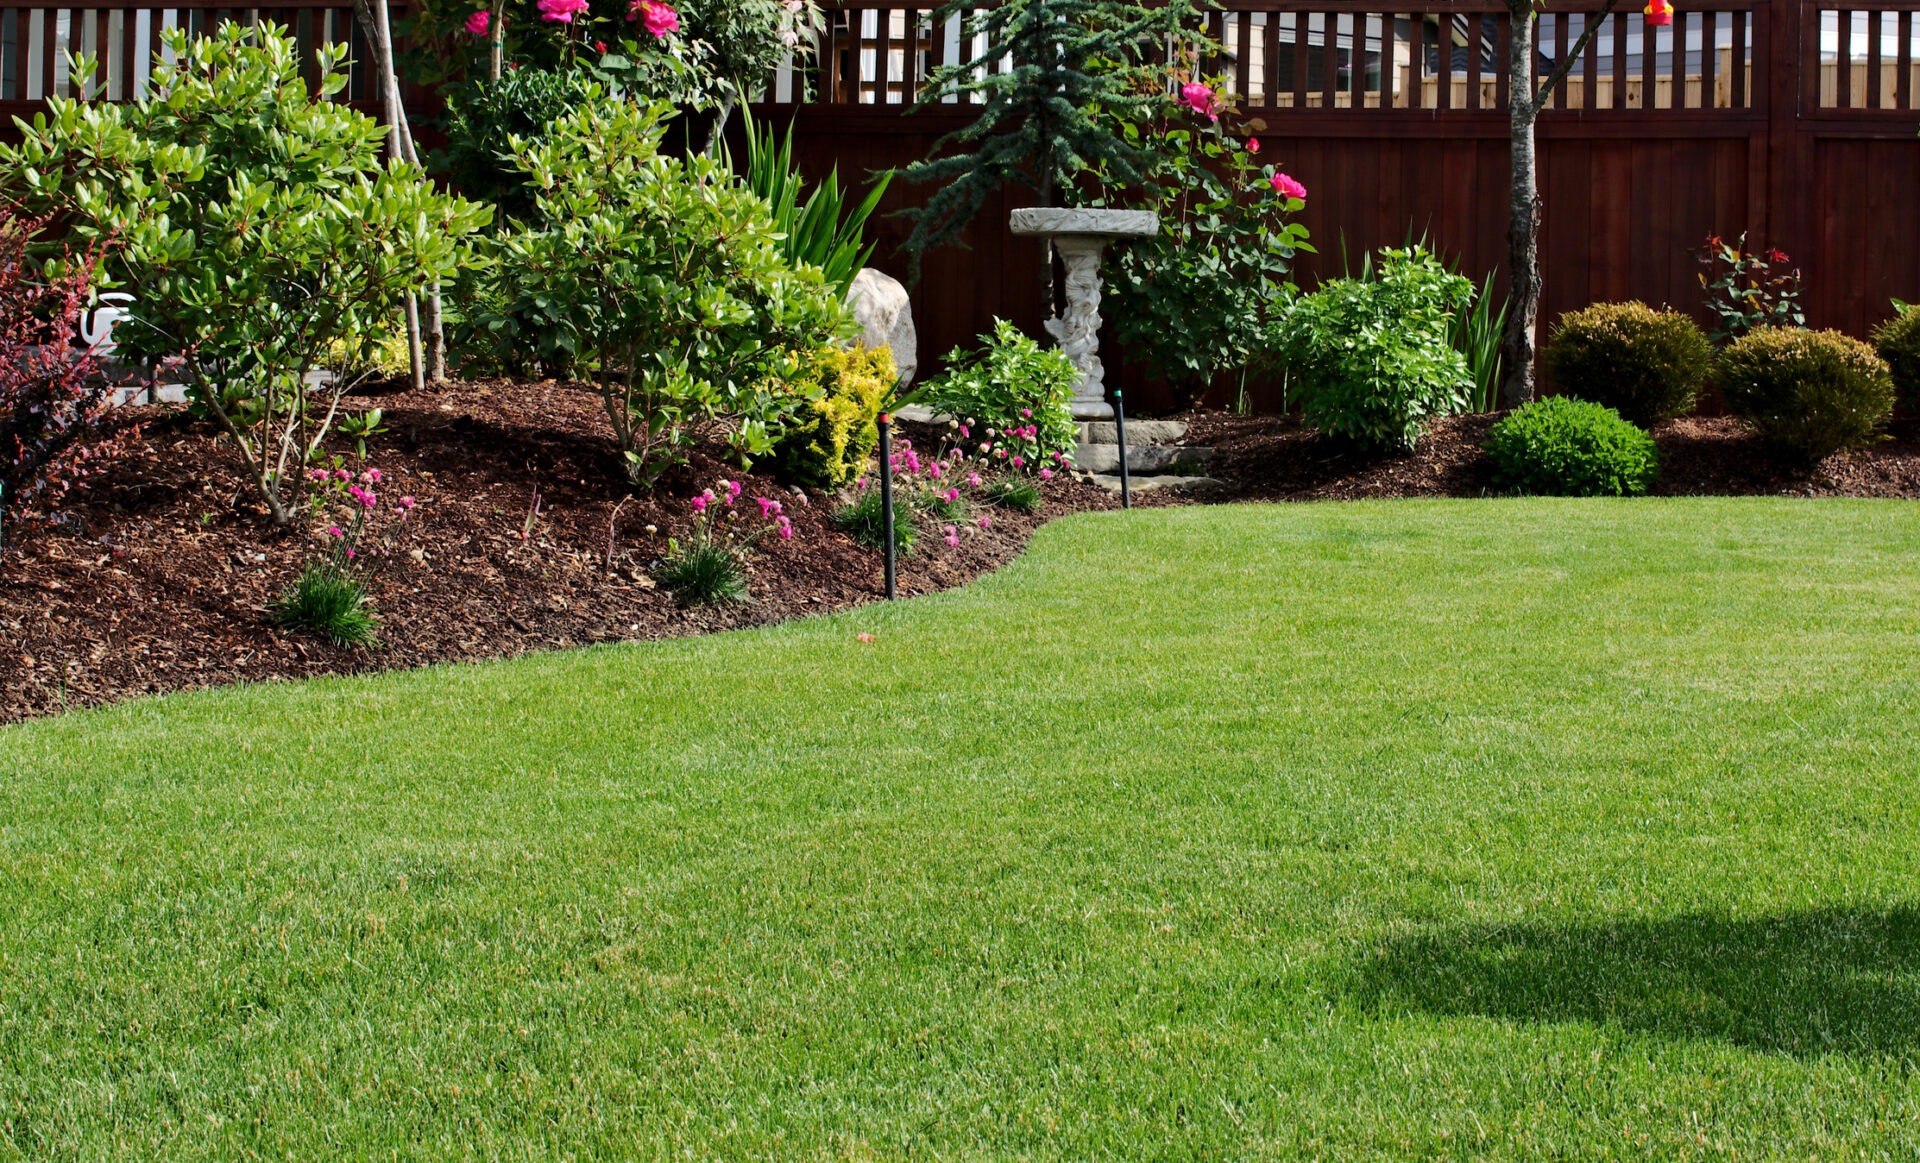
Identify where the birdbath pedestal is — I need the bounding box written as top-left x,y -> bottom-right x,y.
1009,208 -> 1158,420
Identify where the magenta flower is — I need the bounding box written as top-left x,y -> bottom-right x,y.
691,495 -> 709,513
464,9 -> 490,35
628,0 -> 680,37
398,496 -> 416,510
957,425 -> 970,438
1039,468 -> 1054,481
362,468 -> 382,484
977,514 -> 991,530
1180,81 -> 1219,121
1011,456 -> 1025,468
328,525 -> 343,538
334,468 -> 351,482
346,548 -> 356,560
309,468 -> 329,482
946,488 -> 960,503
777,524 -> 794,540
536,0 -> 588,20
1270,172 -> 1308,201
943,525 -> 959,547
968,472 -> 982,487
757,497 -> 778,517
1020,408 -> 1033,419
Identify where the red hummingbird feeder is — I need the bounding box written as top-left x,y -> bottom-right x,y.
1644,0 -> 1674,26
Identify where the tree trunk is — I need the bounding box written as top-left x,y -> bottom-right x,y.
488,0 -> 505,81
1500,0 -> 1542,410
356,0 -> 434,388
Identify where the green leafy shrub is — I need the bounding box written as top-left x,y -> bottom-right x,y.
1696,233 -> 1805,342
1871,303 -> 1920,409
832,484 -> 919,555
916,320 -> 1078,467
1277,247 -> 1475,451
770,344 -> 896,490
1718,328 -> 1895,463
485,94 -> 849,483
1485,397 -> 1659,497
437,66 -> 602,223
1546,302 -> 1712,427
0,23 -> 489,526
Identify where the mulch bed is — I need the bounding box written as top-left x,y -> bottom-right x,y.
7,390 -> 1919,725
0,380 -> 1119,725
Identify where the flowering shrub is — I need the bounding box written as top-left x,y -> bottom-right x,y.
1546,302 -> 1712,427
915,321 -> 1078,469
270,465 -> 419,647
831,425 -> 1052,553
1696,234 -> 1806,342
656,478 -> 794,604
1276,246 -> 1474,451
1072,58 -> 1311,406
1486,397 -> 1659,497
486,95 -> 849,483
0,212 -> 134,562
0,24 -> 489,526
1718,327 -> 1894,463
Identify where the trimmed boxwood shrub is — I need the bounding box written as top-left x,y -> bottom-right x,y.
771,344 -> 896,489
1486,396 -> 1659,497
1546,301 -> 1712,427
1718,327 -> 1894,462
1871,306 -> 1920,409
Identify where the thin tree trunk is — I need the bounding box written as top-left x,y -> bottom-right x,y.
356,0 -> 434,388
488,0 -> 505,81
1500,0 -> 1540,410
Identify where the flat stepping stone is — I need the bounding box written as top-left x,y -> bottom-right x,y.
1078,420 -> 1188,445
1085,472 -> 1223,493
1074,443 -> 1213,474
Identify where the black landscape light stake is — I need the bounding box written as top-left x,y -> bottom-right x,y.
878,411 -> 897,599
1111,387 -> 1132,510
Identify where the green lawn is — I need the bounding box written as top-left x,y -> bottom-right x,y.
5,498 -> 1920,1159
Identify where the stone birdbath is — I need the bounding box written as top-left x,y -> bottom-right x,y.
1009,208 -> 1158,419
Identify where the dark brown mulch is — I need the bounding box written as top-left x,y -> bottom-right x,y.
0,380 -> 1119,725
10,391 -> 1920,725
1176,410 -> 1920,502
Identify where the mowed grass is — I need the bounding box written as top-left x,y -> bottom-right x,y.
5,498 -> 1920,1159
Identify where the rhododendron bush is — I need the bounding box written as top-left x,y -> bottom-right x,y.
1072,54 -> 1312,408
484,95 -> 849,485
0,24 -> 490,526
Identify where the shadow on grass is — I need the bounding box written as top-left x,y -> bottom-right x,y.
1349,906 -> 1920,1059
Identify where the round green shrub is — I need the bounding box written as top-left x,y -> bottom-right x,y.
1871,307 -> 1920,409
1545,301 -> 1712,427
1718,327 -> 1894,462
1485,396 -> 1659,497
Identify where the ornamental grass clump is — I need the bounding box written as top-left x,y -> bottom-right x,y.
1545,302 -> 1712,427
656,479 -> 795,605
1718,328 -> 1894,463
270,466 -> 419,648
1871,304 -> 1920,410
1485,397 -> 1659,497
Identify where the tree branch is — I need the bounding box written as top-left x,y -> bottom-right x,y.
1531,0 -> 1625,109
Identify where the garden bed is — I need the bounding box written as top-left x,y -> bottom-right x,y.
0,380 -> 1120,724
10,394 -> 1920,725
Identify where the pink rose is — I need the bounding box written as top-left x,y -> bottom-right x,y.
536,0 -> 588,23
464,9 -> 490,35
628,0 -> 679,37
1247,137 -> 1260,153
1180,81 -> 1218,121
1269,172 -> 1308,201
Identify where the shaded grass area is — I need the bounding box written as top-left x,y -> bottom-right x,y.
4,499 -> 1920,1158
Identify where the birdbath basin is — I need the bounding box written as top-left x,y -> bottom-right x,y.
1009,208 -> 1158,419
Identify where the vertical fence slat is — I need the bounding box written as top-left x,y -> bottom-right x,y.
1898,10 -> 1912,111
1381,11 -> 1396,109
1291,9 -> 1308,107
1320,10 -> 1336,107
1262,8 -> 1280,107
1867,9 -> 1883,109
1409,10 -> 1423,109
1436,10 -> 1452,108
1348,12 -> 1365,108
1233,10 -> 1251,98
874,4 -> 891,103
1495,9 -> 1509,109
1837,8 -> 1853,108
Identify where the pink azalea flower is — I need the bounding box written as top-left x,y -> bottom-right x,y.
628,0 -> 679,37
464,9 -> 490,35
536,0 -> 588,21
1270,172 -> 1308,201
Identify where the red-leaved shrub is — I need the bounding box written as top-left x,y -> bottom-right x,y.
0,210 -> 133,558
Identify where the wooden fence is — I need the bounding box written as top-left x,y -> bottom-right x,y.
0,0 -> 1912,406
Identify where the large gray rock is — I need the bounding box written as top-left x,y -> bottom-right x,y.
845,267 -> 917,388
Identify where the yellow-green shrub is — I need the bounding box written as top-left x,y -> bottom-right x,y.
771,344 -> 896,489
